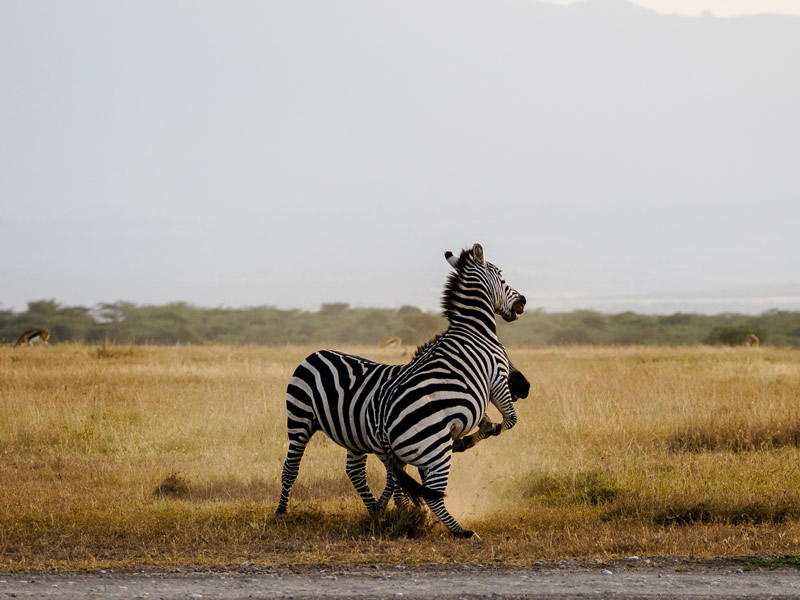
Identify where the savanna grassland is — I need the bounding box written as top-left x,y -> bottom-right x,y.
2,344 -> 800,571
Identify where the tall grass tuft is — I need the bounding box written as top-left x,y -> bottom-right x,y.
155,473 -> 191,499
364,505 -> 435,539
519,469 -> 618,506
668,419 -> 800,453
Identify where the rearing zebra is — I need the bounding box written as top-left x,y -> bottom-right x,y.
275,337 -> 529,517
275,254 -> 529,517
368,243 -> 525,540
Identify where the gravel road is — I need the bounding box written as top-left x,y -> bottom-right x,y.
3,560 -> 800,599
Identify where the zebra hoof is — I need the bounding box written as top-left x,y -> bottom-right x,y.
458,529 -> 482,542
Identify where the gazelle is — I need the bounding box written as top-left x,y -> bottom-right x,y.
13,328 -> 50,347
379,336 -> 402,348
745,333 -> 760,347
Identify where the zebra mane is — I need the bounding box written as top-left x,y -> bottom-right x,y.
411,333 -> 444,361
440,247 -> 473,322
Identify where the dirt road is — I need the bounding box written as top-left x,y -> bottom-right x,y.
2,560 -> 799,599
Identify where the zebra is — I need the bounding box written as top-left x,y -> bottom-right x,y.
275,249 -> 530,517
368,243 -> 525,540
275,335 -> 530,516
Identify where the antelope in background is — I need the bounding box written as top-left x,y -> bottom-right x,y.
379,336 -> 402,348
13,328 -> 50,347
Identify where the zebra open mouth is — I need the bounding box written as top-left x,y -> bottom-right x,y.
501,300 -> 525,322
511,296 -> 526,320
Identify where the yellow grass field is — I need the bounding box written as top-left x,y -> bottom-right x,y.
2,343 -> 800,571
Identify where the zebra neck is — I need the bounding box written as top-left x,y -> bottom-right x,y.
446,304 -> 499,339
441,274 -> 498,338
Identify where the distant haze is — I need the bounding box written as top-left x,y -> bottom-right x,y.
2,0 -> 798,315
544,0 -> 800,17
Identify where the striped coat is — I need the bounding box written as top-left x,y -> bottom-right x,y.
369,243 -> 525,539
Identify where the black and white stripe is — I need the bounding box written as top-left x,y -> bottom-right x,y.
369,243 -> 525,540
275,350 -> 403,515
275,331 -> 529,516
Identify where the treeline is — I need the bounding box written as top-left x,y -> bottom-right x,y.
0,300 -> 444,347
496,309 -> 800,347
2,299 -> 800,347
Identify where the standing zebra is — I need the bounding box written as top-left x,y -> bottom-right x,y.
275,335 -> 530,516
368,243 -> 525,540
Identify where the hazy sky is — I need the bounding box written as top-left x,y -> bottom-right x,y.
544,0 -> 800,17
2,0 -> 799,315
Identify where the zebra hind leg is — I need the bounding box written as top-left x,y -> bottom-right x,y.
346,451 -> 379,514
275,424 -> 315,516
375,469 -> 397,512
421,457 -> 481,541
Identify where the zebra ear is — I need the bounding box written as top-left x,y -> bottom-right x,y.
472,243 -> 485,265
444,251 -> 458,269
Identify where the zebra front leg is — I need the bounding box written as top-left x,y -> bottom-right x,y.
275,425 -> 315,516
454,364 -> 523,454
346,451 -> 380,514
452,417 -> 501,453
490,379 -> 518,433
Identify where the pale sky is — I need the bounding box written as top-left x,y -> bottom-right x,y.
2,0 -> 799,315
543,0 -> 800,17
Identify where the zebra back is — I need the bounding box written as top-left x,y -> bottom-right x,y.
287,350 -> 403,453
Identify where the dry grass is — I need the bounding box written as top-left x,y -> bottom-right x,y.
2,344 -> 800,570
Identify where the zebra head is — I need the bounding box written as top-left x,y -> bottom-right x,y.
443,243 -> 526,324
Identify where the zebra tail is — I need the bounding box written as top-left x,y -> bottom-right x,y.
388,454 -> 444,506
376,394 -> 443,505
